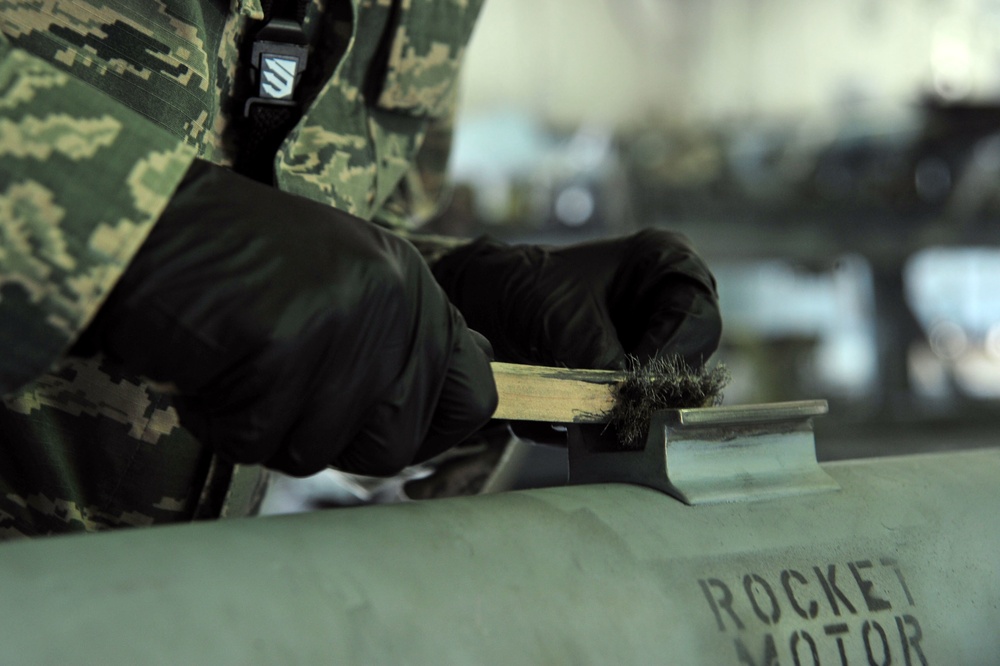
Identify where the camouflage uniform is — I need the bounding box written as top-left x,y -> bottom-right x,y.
0,0 -> 483,538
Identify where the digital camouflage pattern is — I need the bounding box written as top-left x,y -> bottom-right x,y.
276,0 -> 481,219
0,0 -> 483,538
0,355 -> 222,539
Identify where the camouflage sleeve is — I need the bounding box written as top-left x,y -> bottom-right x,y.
374,100 -> 457,230
372,107 -> 478,267
366,0 -> 483,238
0,37 -> 196,395
378,97 -> 497,276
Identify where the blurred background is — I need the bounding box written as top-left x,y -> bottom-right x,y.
264,0 -> 1000,512
440,0 -> 1000,448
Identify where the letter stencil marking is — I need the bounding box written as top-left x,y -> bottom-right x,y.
699,578 -> 744,631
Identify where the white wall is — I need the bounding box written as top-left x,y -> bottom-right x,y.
457,0 -> 689,125
457,0 -> 1000,127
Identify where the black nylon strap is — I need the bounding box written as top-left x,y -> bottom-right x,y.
235,0 -> 311,184
238,104 -> 302,184
262,0 -> 309,24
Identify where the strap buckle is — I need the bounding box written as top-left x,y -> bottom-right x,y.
244,18 -> 309,116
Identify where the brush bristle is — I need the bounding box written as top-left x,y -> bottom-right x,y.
608,355 -> 731,449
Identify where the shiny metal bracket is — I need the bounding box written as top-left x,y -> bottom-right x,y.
567,400 -> 837,505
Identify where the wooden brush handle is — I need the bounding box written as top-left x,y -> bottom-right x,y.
490,362 -> 624,424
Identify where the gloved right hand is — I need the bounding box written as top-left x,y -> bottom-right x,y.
76,160 -> 497,477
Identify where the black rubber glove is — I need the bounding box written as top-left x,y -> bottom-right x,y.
431,229 -> 722,370
77,160 -> 497,477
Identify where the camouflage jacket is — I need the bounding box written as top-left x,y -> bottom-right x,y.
0,0 -> 483,538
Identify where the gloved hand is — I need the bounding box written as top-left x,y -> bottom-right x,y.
431,230 -> 722,370
76,160 -> 497,477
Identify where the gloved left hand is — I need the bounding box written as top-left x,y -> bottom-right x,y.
430,229 -> 722,372
73,160 -> 497,477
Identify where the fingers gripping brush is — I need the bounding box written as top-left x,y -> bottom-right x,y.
490,356 -> 731,449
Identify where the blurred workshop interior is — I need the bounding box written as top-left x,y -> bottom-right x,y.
264,0 -> 1000,511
